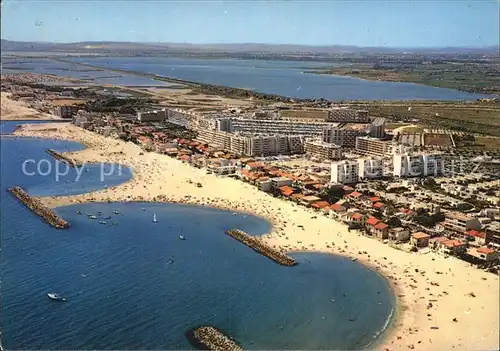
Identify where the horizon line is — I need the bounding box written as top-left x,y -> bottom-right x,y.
1,38 -> 499,50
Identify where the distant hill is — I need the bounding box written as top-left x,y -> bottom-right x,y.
1,39 -> 498,56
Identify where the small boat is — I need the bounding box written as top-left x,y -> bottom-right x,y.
104,216 -> 112,220
88,215 -> 98,220
76,210 -> 82,215
112,221 -> 118,226
47,293 -> 67,301
179,235 -> 186,240
99,221 -> 106,224
142,208 -> 147,211
330,298 -> 335,303
153,213 -> 157,223
350,257 -> 358,262
113,211 -> 119,214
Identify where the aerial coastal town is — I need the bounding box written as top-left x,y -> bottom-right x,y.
2,68 -> 499,350
3,72 -> 500,269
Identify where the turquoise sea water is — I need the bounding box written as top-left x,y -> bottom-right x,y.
1,122 -> 395,349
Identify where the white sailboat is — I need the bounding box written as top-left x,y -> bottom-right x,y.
153,213 -> 157,223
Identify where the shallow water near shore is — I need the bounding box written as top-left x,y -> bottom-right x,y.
1,128 -> 396,350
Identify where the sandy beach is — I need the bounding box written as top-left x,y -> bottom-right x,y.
1,92 -> 62,121
13,122 -> 500,351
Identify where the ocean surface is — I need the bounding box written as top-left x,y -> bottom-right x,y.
66,56 -> 490,101
1,121 -> 395,350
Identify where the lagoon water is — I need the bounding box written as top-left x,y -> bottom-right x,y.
3,55 -> 489,100
2,57 -> 175,87
68,56 -> 489,101
1,122 -> 395,349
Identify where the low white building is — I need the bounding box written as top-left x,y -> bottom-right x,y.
393,153 -> 445,177
358,157 -> 384,180
331,160 -> 359,184
271,177 -> 293,189
258,179 -> 272,192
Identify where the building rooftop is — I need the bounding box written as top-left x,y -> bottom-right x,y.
445,211 -> 475,221
465,230 -> 486,239
477,246 -> 496,255
412,232 -> 430,239
330,203 -> 345,212
351,213 -> 363,220
442,239 -> 466,248
312,201 -> 330,209
366,216 -> 380,226
375,222 -> 389,230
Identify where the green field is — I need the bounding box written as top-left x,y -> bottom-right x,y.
348,101 -> 500,137
308,61 -> 500,95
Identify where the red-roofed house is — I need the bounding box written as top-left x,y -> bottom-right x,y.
279,186 -> 296,197
439,239 -> 467,256
411,232 -> 431,247
463,230 -> 488,247
369,196 -> 381,203
429,236 -> 449,250
246,162 -> 265,170
399,208 -> 416,218
344,212 -> 364,223
373,222 -> 389,239
328,203 -> 347,219
311,201 -> 330,210
347,191 -> 363,199
291,193 -> 305,202
366,216 -> 380,227
373,202 -> 386,210
467,246 -> 499,262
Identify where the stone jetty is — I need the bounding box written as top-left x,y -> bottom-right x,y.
8,186 -> 69,229
191,326 -> 243,351
226,229 -> 297,266
46,149 -> 82,167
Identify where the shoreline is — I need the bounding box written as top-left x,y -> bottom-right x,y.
12,122 -> 500,351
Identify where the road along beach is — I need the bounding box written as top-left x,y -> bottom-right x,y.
14,122 -> 500,351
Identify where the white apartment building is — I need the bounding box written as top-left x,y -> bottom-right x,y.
444,212 -> 482,232
322,126 -> 344,145
369,117 -> 386,138
322,126 -> 366,148
225,118 -> 335,137
326,109 -> 369,123
331,160 -> 359,184
393,153 -> 445,177
423,154 -> 446,176
304,139 -> 342,160
358,157 -> 384,180
137,110 -> 166,122
196,130 -> 304,156
356,136 -> 389,156
271,177 -> 293,189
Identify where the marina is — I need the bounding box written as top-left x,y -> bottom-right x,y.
225,229 -> 297,266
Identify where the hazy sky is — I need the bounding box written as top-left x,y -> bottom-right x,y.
1,0 -> 499,47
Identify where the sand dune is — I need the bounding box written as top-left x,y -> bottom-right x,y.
14,122 -> 500,351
